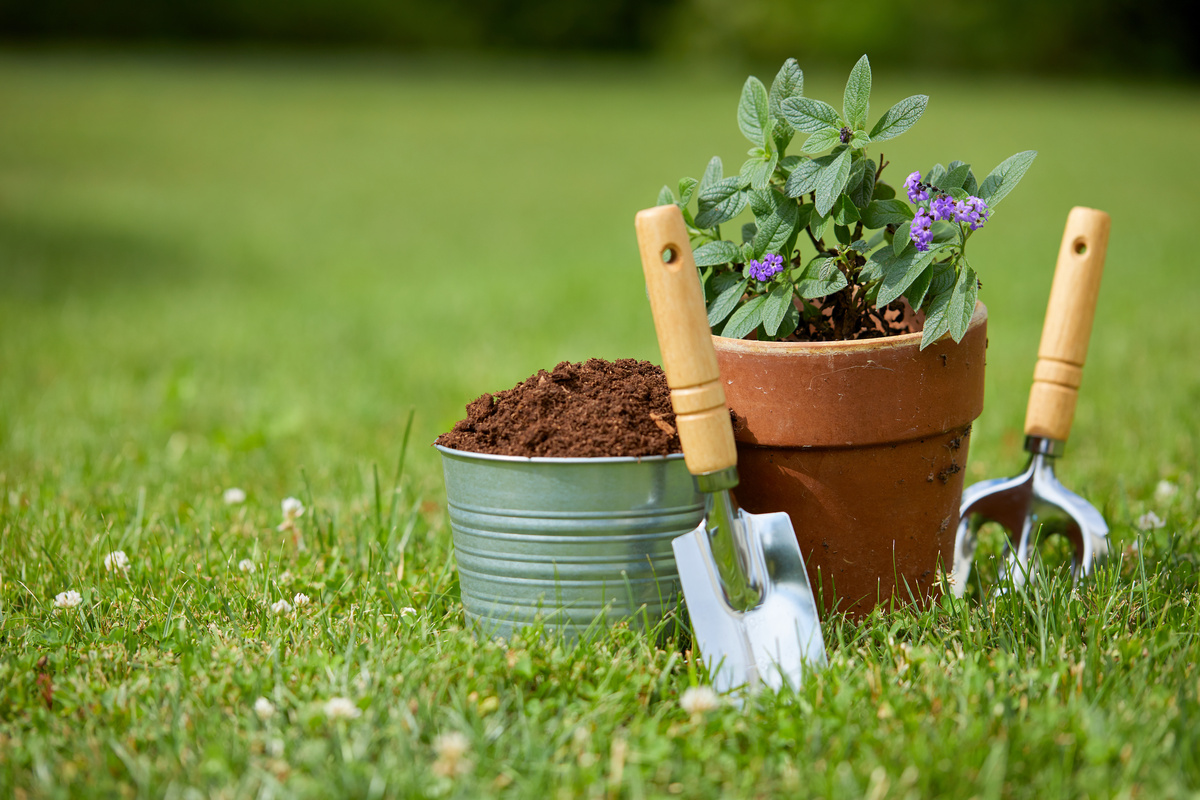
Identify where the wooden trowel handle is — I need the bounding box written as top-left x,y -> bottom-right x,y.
1024,206 -> 1111,442
635,204 -> 738,477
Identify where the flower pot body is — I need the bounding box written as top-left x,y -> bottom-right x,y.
436,445 -> 704,639
712,303 -> 988,616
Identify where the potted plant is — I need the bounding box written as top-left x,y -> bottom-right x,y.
655,55 -> 1034,615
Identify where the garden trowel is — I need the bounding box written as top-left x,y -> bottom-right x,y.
952,206 -> 1112,596
635,204 -> 826,694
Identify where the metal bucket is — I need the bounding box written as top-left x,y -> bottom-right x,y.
436,445 -> 704,640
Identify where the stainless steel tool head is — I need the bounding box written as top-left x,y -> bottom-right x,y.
952,438 -> 1109,597
952,207 -> 1112,599
672,488 -> 826,694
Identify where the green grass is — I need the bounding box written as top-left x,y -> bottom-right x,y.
2,52 -> 1199,798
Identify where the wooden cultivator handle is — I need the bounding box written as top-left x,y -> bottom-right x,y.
1024,206 -> 1112,443
635,204 -> 738,477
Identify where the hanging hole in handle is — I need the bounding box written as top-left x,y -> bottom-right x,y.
1073,238 -> 1088,255
661,245 -> 682,271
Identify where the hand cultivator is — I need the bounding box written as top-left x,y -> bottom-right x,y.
952,207 -> 1112,595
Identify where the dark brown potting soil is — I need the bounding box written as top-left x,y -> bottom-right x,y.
435,358 -> 682,458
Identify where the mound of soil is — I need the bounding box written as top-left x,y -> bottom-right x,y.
435,358 -> 682,458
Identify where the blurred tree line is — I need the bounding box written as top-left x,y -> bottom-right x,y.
2,0 -> 1195,76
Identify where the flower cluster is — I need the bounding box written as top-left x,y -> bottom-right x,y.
746,253 -> 784,282
905,171 -> 990,252
104,550 -> 131,575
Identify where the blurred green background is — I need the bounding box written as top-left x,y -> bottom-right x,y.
1,4 -> 1198,502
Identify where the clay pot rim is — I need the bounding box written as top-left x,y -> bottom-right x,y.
435,444 -> 686,465
713,301 -> 987,356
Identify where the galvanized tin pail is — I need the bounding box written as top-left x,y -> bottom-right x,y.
436,445 -> 704,640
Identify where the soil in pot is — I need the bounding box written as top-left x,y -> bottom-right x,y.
435,358 -> 700,640
436,358 -> 681,458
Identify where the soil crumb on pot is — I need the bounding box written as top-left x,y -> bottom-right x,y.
436,358 -> 681,458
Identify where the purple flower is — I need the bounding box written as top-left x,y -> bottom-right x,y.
909,208 -> 934,252
905,171 -> 928,204
746,253 -> 784,282
955,196 -> 990,231
930,194 -> 956,222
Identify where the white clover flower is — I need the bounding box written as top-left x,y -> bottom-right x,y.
323,697 -> 361,720
1155,480 -> 1178,503
53,589 -> 83,609
279,570 -> 293,584
271,599 -> 293,615
432,731 -> 473,777
278,497 -> 305,532
1137,511 -> 1166,531
293,592 -> 310,608
223,487 -> 247,505
104,550 -> 131,575
679,686 -> 720,715
238,559 -> 256,574
254,697 -> 276,720
400,606 -> 417,617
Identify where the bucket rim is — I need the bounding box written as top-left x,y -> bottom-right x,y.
435,444 -> 687,466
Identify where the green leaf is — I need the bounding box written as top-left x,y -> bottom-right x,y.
679,177 -> 698,207
707,278 -> 749,327
814,147 -> 852,216
809,208 -> 832,241
848,157 -> 875,208
779,155 -> 803,175
872,181 -> 896,201
693,240 -> 742,267
873,247 -> 937,305
832,193 -> 860,226
769,59 -> 804,147
979,150 -> 1037,208
723,295 -> 767,340
752,196 -> 800,258
904,263 -> 936,310
893,222 -> 912,256
699,156 -> 723,193
795,257 -> 848,298
937,162 -> 971,192
927,260 -> 957,297
761,283 -> 795,336
705,269 -> 742,304
738,76 -> 770,146
926,163 -> 947,189
800,127 -> 842,155
834,224 -> 851,245
948,263 -> 979,342
849,131 -> 872,149
741,150 -> 779,190
920,286 -> 954,350
657,185 -> 674,206
862,199 -> 914,229
868,94 -> 928,142
695,177 -> 747,228
775,302 -> 801,340
741,222 -> 757,244
842,55 -> 871,128
783,157 -> 821,198
780,97 -> 842,134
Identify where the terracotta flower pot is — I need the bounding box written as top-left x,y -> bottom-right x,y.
712,302 -> 988,616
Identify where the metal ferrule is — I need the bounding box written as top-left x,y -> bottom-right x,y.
1024,436 -> 1066,458
694,465 -> 739,494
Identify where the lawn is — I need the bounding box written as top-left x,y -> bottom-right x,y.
1,52 -> 1199,798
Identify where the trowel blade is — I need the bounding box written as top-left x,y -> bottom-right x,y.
672,509 -> 826,695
